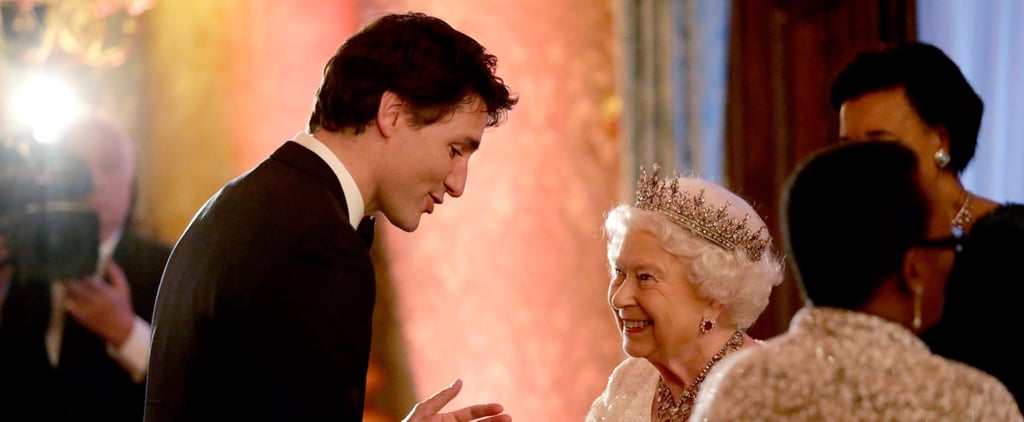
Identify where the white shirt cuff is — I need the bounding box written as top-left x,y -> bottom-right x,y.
105,316 -> 150,383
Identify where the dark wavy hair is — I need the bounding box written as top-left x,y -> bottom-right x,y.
308,12 -> 517,134
782,141 -> 928,309
830,42 -> 983,174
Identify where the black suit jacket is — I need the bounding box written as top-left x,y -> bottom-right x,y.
145,141 -> 376,421
0,230 -> 170,422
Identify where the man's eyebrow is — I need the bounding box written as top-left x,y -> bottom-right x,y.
460,137 -> 481,151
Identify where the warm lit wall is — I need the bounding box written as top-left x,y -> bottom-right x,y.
142,0 -> 360,242
143,1 -> 624,420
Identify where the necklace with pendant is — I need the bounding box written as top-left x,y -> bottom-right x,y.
952,191 -> 974,236
653,330 -> 745,422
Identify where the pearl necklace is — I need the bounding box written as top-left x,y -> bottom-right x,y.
654,330 -> 745,422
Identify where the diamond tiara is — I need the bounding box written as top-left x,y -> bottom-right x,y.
635,163 -> 771,261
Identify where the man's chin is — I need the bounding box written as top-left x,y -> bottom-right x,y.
385,214 -> 421,232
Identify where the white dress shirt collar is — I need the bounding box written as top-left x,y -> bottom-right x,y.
291,131 -> 365,230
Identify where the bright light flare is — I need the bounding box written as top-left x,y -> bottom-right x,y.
11,75 -> 83,143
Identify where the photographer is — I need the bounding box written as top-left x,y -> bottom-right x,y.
0,115 -> 171,422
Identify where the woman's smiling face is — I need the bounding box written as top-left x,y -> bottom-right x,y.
608,229 -> 707,364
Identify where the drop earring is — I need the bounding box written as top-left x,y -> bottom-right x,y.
912,285 -> 923,331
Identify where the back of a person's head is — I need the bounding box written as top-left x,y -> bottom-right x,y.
309,12 -> 517,134
830,42 -> 983,173
782,141 -> 928,309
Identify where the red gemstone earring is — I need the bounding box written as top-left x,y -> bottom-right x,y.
699,316 -> 716,333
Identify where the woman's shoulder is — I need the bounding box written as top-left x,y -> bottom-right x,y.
606,357 -> 657,387
588,357 -> 658,422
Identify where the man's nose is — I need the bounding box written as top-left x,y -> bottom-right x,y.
444,162 -> 469,198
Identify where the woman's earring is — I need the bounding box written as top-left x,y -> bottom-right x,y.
933,148 -> 951,169
912,285 -> 923,331
699,316 -> 716,334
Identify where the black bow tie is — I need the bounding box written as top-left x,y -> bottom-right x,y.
357,216 -> 376,248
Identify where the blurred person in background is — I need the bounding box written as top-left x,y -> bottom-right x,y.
0,114 -> 172,422
831,41 -> 995,236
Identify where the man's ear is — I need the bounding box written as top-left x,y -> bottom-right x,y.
376,90 -> 405,138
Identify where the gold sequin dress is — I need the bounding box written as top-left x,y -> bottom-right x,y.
692,307 -> 1023,421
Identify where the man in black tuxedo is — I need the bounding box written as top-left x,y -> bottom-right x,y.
0,115 -> 172,421
145,12 -> 517,422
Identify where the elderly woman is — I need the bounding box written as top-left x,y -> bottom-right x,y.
586,165 -> 783,422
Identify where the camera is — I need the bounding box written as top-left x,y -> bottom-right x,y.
0,130 -> 99,281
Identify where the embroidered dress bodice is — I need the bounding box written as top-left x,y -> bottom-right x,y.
586,357 -> 659,421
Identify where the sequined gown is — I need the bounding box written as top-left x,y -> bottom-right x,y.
691,307 -> 1023,421
586,357 -> 660,421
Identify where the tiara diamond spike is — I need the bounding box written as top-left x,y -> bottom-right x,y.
635,164 -> 771,261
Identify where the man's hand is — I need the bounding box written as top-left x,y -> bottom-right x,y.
403,379 -> 511,422
64,262 -> 135,346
